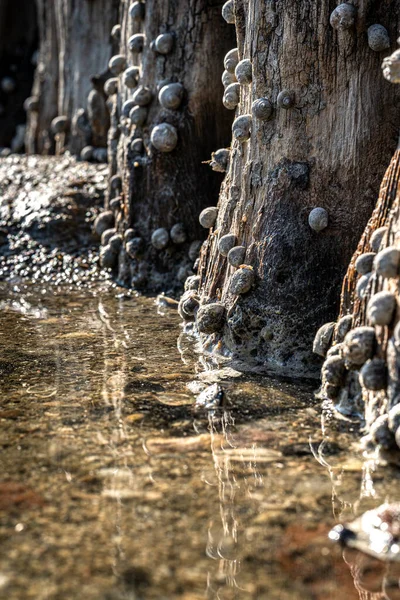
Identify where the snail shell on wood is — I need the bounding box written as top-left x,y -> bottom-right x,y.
355,252 -> 375,275
389,404 -> 400,432
122,99 -> 136,118
196,303 -> 225,334
130,138 -> 144,154
322,355 -> 346,386
109,233 -> 123,252
184,275 -> 200,292
199,207 -> 218,229
100,245 -> 118,269
222,70 -> 236,88
123,67 -> 140,89
155,33 -> 174,55
252,97 -> 273,121
151,228 -> 170,250
308,207 -> 328,232
132,86 -> 153,106
367,291 -> 396,326
222,0 -> 235,24
109,197 -> 121,211
129,106 -> 147,126
342,326 -> 376,369
336,314 -> 353,342
235,59 -> 252,85
80,146 -> 94,161
230,266 -> 254,295
104,78 -> 118,96
210,149 -> 229,173
232,114 -> 252,142
24,96 -> 39,112
382,49 -> 400,84
109,54 -> 127,75
188,240 -> 203,261
368,24 -> 390,52
224,48 -> 239,74
93,148 -> 107,163
110,174 -> 122,191
128,34 -> 145,53
330,3 -> 356,30
170,223 -> 187,244
124,229 -> 135,242
150,123 -> 178,152
370,415 -> 395,449
373,246 -> 400,279
126,237 -> 144,258
356,273 -> 371,299
51,116 -> 68,134
223,82 -> 240,110
94,211 -> 115,237
178,291 -> 200,321
158,83 -> 184,110
313,322 -> 335,357
218,233 -> 237,256
370,226 -> 388,252
228,245 -> 246,268
277,90 -> 295,109
359,358 -> 387,391
111,24 -> 121,41
101,228 -> 116,246
129,1 -> 145,21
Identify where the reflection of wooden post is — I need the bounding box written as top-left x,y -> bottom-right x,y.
194,0 -> 400,378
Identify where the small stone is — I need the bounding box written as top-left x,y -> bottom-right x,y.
111,24 -> 121,41
313,322 -> 335,357
196,303 -> 225,334
368,24 -> 390,53
218,234 -> 237,257
230,266 -> 254,295
370,227 -> 388,253
122,99 -> 136,118
227,246 -> 246,268
131,138 -> 144,155
124,229 -> 135,242
199,207 -> 218,229
359,358 -> 387,391
308,207 -> 328,232
374,246 -> 400,279
158,83 -> 184,110
170,223 -> 187,244
51,116 -> 68,134
129,1 -> 145,21
367,291 -> 396,326
23,96 -> 39,112
128,34 -> 145,53
223,82 -> 240,110
104,78 -> 118,96
342,326 -> 376,369
327,343 -> 344,357
355,252 -> 376,275
151,228 -> 169,250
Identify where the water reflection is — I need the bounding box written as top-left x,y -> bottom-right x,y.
1,282 -> 400,599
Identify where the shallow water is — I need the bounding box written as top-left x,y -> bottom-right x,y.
1,283 -> 400,600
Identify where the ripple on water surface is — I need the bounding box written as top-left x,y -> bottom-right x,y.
0,283 -> 400,600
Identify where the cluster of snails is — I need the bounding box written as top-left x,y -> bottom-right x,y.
330,4 -> 390,52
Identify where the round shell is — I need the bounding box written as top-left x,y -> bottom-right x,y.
227,245 -> 246,268
51,116 -> 68,134
93,148 -> 107,163
104,78 -> 118,96
188,240 -> 203,261
252,97 -> 273,121
230,266 -> 254,295
342,326 -> 376,369
178,291 -> 200,321
232,114 -> 252,142
235,59 -> 252,85
370,415 -> 394,449
356,273 -> 371,300
210,149 -> 229,173
368,24 -> 390,52
109,234 -> 123,252
223,82 -> 240,110
196,303 -> 225,334
155,33 -> 174,55
80,146 -> 94,161
130,138 -> 144,154
158,83 -> 184,110
151,228 -> 170,250
355,252 -> 375,275
224,48 -> 239,74
123,67 -> 140,89
322,355 -> 346,386
359,358 -> 387,391
222,70 -> 236,88
370,226 -> 388,252
128,34 -> 145,53
277,90 -> 295,109
308,207 -> 328,232
101,228 -> 116,247
132,86 -> 153,106
222,0 -> 235,24
218,234 -> 237,257
313,322 -> 335,357
170,223 -> 187,244
24,96 -> 39,112
330,4 -> 356,30
336,314 -> 353,342
184,275 -> 200,292
129,106 -> 147,126
111,24 -> 121,41
94,211 -> 115,237
109,54 -> 126,75
110,175 -> 122,191
382,49 -> 400,84
122,99 -> 136,118
126,237 -> 144,258
100,245 -> 118,269
367,291 -> 396,326
129,1 -> 145,21
374,246 -> 400,279
199,207 -> 218,229
150,123 -> 178,152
